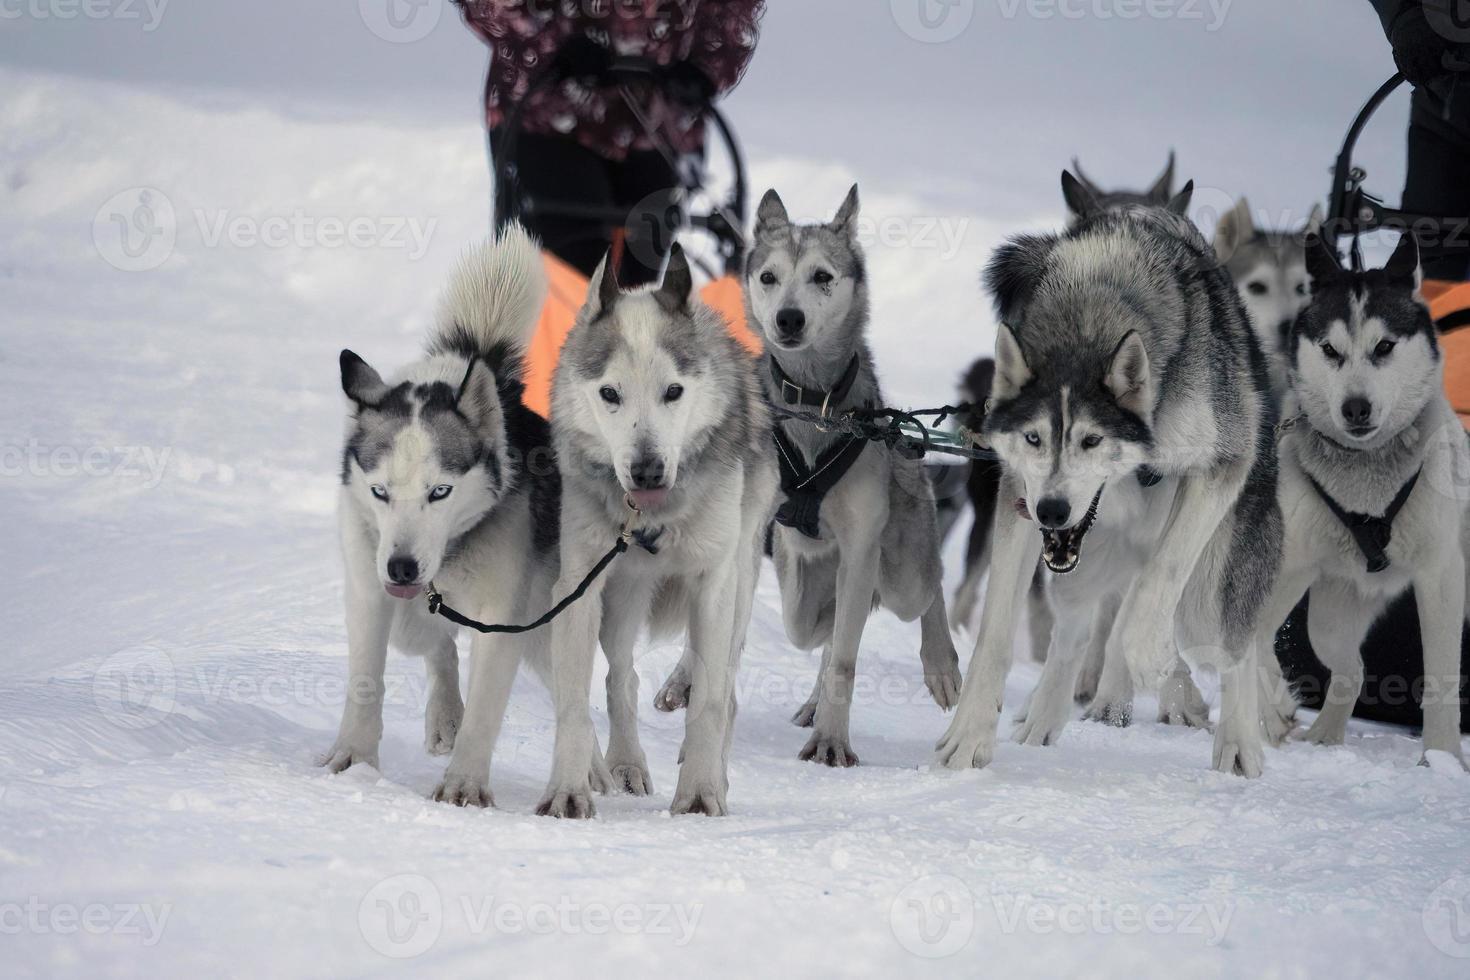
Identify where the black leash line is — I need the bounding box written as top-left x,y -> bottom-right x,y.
769,401 -> 1001,463
424,497 -> 641,634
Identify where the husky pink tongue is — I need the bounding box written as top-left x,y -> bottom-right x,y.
385,583 -> 422,600
628,487 -> 669,510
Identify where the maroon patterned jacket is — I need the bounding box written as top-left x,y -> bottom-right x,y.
455,0 -> 765,159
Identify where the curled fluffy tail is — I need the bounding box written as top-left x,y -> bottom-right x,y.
429,222 -> 547,364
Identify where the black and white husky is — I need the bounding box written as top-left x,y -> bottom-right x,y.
1259,234 -> 1468,766
744,186 -> 962,767
538,245 -> 777,817
324,225 -> 585,807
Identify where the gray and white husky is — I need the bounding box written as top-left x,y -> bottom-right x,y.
538,244 -> 777,817
745,186 -> 962,766
1062,152 -> 1177,219
939,193 -> 1286,776
1214,197 -> 1322,398
1259,233 -> 1468,766
324,225 -> 580,807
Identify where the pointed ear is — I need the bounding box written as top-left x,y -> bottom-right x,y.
1213,197 -> 1254,259
1303,202 -> 1325,237
829,184 -> 860,237
755,188 -> 791,242
1070,158 -> 1102,196
1165,180 -> 1193,217
1304,232 -> 1343,286
1385,231 -> 1421,285
340,350 -> 389,408
1061,170 -> 1100,219
655,243 -> 694,311
992,325 -> 1034,402
1148,150 -> 1176,203
587,252 -> 621,318
1105,331 -> 1153,419
457,359 -> 503,433
985,233 -> 1056,325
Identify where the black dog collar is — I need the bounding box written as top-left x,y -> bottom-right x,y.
769,354 -> 861,410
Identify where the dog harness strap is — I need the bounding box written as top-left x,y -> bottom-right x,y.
772,427 -> 867,539
769,354 -> 862,409
1307,467 -> 1422,574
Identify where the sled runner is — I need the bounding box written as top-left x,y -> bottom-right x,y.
492,50 -> 760,417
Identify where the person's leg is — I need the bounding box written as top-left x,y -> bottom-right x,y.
489,129 -> 616,278
610,147 -> 684,287
1403,88 -> 1470,281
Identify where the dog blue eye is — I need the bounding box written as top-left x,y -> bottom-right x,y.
1025,432 -> 1042,447
759,271 -> 777,286
428,485 -> 453,502
599,386 -> 621,405
1081,434 -> 1103,450
665,384 -> 684,403
370,485 -> 389,502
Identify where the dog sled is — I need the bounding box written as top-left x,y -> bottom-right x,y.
492,50 -> 760,417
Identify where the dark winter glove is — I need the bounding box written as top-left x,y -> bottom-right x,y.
659,61 -> 717,108
1388,3 -> 1470,86
552,35 -> 614,82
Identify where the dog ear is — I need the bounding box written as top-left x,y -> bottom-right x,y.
1304,232 -> 1343,286
755,189 -> 791,243
1212,197 -> 1254,260
1061,170 -> 1100,219
1069,158 -> 1103,197
985,233 -> 1055,325
1303,202 -> 1324,238
1165,180 -> 1193,217
829,184 -> 860,238
1148,150 -> 1176,204
456,359 -> 503,434
655,243 -> 694,311
1385,230 -> 1422,287
992,326 -> 1033,402
1105,330 -> 1153,419
586,251 -> 621,318
340,350 -> 389,408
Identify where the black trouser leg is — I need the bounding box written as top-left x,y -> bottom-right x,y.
1403,87 -> 1470,281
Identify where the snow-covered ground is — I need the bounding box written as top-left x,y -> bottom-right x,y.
4,67 -> 1470,979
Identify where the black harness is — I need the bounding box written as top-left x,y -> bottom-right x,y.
769,354 -> 867,539
1307,468 -> 1422,574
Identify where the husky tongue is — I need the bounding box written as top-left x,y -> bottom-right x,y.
385,583 -> 422,600
628,488 -> 669,510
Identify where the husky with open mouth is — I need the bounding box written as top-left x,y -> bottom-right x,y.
939,184 -> 1286,777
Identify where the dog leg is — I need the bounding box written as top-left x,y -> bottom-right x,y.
1014,601 -> 1090,747
792,645 -> 828,728
433,632 -> 523,808
1074,589 -> 1117,704
673,566 -> 739,814
1028,569 -> 1053,665
654,650 -> 692,712
1085,590 -> 1135,727
601,575 -> 655,796
1212,643 -> 1265,778
1156,656 -> 1209,729
951,559 -> 985,633
1256,647 -> 1298,746
1416,556 -> 1467,768
423,637 -> 464,757
937,473 -> 1043,770
801,539 -> 880,767
536,547 -> 608,819
1300,581 -> 1374,747
321,562 -> 393,773
918,590 -> 962,710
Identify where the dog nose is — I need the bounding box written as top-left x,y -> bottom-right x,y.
1035,497 -> 1071,529
775,307 -> 806,340
387,555 -> 419,585
629,455 -> 666,490
1342,397 -> 1373,427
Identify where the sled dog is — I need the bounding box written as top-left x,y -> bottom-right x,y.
745,185 -> 962,766
1259,233 -> 1467,766
939,187 -> 1285,776
538,244 -> 777,817
325,225 -> 579,807
1062,152 -> 1177,220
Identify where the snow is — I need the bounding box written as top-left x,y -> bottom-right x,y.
4,68 -> 1470,979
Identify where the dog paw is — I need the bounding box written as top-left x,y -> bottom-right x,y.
654,669 -> 690,713
1213,732 -> 1264,778
1083,698 -> 1133,728
318,740 -> 379,774
671,781 -> 728,816
1156,677 -> 1210,729
935,711 -> 996,770
1419,749 -> 1470,774
1260,703 -> 1297,746
1013,707 -> 1070,748
432,771 -> 493,808
925,664 -> 963,712
1300,717 -> 1346,746
799,731 -> 860,768
588,751 -> 615,796
607,758 -> 654,796
536,783 -> 597,819
790,696 -> 818,728
1073,670 -> 1101,706
423,698 -> 463,757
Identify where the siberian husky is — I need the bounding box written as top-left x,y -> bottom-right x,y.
745,186 -> 962,766
325,225 -> 592,807
538,244 -> 777,817
1062,152 -> 1177,220
939,189 -> 1286,776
